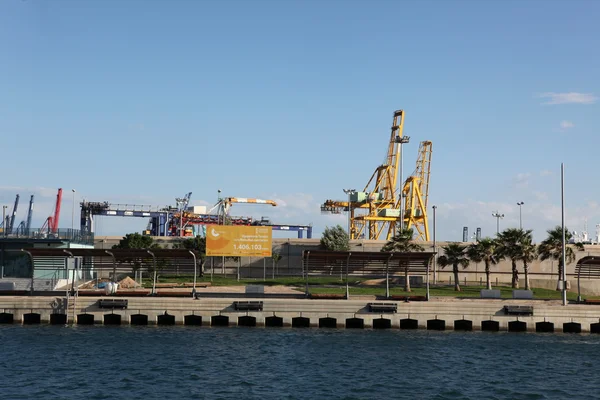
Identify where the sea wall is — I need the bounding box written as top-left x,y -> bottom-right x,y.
1,295 -> 599,334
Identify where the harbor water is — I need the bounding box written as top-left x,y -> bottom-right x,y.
0,326 -> 598,399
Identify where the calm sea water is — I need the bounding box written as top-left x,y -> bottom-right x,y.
0,326 -> 598,399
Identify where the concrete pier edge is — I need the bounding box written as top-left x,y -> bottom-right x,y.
1,296 -> 599,333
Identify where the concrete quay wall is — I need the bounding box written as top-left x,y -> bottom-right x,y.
1,296 -> 599,334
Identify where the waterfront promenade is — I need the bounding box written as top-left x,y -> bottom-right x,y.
1,292 -> 599,333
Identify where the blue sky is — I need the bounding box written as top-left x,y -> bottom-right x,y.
1,0 -> 599,242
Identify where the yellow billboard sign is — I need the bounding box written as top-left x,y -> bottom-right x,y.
206,225 -> 272,257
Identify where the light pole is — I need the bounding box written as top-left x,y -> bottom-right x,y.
71,189 -> 76,234
432,205 -> 437,285
517,201 -> 524,229
175,196 -> 185,237
217,189 -> 222,225
492,211 -> 504,234
397,136 -> 410,227
343,189 -> 356,239
561,163 -> 567,306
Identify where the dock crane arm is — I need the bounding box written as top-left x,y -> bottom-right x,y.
8,194 -> 19,234
25,195 -> 34,232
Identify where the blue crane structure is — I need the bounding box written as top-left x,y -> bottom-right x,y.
15,195 -> 34,235
80,193 -> 313,238
8,194 -> 19,234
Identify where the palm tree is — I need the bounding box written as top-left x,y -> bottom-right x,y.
437,243 -> 469,291
466,238 -> 498,290
519,234 -> 537,290
381,228 -> 424,292
538,226 -> 584,290
496,228 -> 531,289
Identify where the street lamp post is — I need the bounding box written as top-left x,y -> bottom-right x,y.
561,163 -> 567,306
432,205 -> 437,285
343,189 -> 356,239
71,189 -> 76,236
517,202 -> 524,229
492,211 -> 504,234
217,189 -> 222,225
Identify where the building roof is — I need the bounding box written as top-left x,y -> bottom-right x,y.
17,248 -> 199,259
302,250 -> 436,275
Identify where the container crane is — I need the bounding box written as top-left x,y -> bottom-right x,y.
8,194 -> 19,234
321,110 -> 407,240
40,188 -> 63,234
25,194 -> 34,232
15,195 -> 34,236
321,110 -> 433,241
400,141 -> 432,241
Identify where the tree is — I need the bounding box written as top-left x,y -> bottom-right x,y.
496,228 -> 530,288
381,228 -> 425,292
437,243 -> 469,291
466,237 -> 498,290
272,250 -> 282,279
174,235 -> 206,254
112,233 -> 160,249
538,226 -> 584,290
519,234 -> 537,290
320,225 -> 349,251
112,233 -> 161,280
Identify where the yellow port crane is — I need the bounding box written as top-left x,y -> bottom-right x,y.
320,109 -> 432,241
400,140 -> 432,241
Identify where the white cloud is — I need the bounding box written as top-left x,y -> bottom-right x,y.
513,172 -> 531,188
532,191 -> 549,201
433,199 -> 596,243
560,120 -> 575,129
540,170 -> 553,177
538,92 -> 597,105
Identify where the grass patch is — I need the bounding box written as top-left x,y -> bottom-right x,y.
142,275 -> 359,288
306,285 -> 595,300
139,274 -> 599,300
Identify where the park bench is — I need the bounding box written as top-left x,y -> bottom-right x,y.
98,299 -> 128,309
368,302 -> 398,313
503,305 -> 533,316
233,301 -> 263,311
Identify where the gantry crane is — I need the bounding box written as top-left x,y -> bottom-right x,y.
15,195 -> 34,235
321,110 -> 407,240
321,109 -> 433,241
400,141 -> 432,241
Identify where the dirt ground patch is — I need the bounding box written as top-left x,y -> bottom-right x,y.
359,278 -> 405,286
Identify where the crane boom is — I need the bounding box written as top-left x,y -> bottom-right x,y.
401,141 -> 432,240
44,188 -> 63,233
321,109 -> 408,240
25,195 -> 34,232
226,198 -> 277,206
8,194 -> 19,233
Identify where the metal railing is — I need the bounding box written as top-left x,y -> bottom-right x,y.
0,228 -> 94,245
